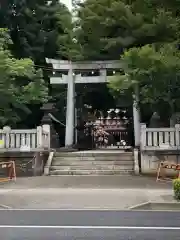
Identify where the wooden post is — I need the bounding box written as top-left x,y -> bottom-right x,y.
140,124 -> 146,150
37,126 -> 43,149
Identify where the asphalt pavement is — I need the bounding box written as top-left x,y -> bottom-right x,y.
0,209 -> 180,239
1,228 -> 180,240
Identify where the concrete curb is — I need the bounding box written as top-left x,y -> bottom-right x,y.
0,204 -> 12,209
129,201 -> 180,211
128,201 -> 150,210
44,151 -> 54,175
0,188 -> 173,194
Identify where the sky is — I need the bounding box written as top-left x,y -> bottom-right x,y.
60,0 -> 72,10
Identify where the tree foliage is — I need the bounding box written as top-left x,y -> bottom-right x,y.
1,0 -> 180,126
73,0 -> 180,120
109,43 -> 180,117
0,0 -> 73,63
0,29 -> 48,126
73,0 -> 180,119
75,0 -> 180,60
0,0 -> 74,126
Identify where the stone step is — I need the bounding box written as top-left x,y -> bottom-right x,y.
50,164 -> 133,171
53,155 -> 133,161
53,156 -> 95,161
54,151 -> 133,158
51,160 -> 134,166
49,169 -> 134,175
50,150 -> 134,176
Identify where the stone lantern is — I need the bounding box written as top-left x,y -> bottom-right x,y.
41,102 -> 59,148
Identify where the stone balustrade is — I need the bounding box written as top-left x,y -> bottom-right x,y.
140,124 -> 180,151
0,125 -> 50,152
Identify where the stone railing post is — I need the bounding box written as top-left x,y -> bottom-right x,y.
175,124 -> 180,148
3,126 -> 11,149
0,128 -> 4,149
37,126 -> 43,149
140,124 -> 146,150
42,124 -> 51,150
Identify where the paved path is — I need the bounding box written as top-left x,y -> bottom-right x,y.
1,175 -> 172,189
0,210 -> 180,239
0,176 -> 173,209
0,188 -> 173,209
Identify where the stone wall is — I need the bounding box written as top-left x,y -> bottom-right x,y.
141,151 -> 180,176
0,152 -> 48,177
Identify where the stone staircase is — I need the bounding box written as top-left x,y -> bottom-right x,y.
49,150 -> 134,175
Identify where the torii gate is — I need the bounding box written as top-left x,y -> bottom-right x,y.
46,58 -> 140,147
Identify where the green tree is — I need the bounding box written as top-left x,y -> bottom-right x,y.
0,29 -> 48,126
0,0 -> 75,127
74,0 -> 180,123
75,0 -> 180,60
109,44 -> 180,121
0,0 -> 74,64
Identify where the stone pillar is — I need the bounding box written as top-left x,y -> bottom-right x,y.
3,126 -> 11,149
74,107 -> 78,144
36,126 -> 43,149
65,65 -> 75,146
133,85 -> 141,147
42,124 -> 51,149
33,152 -> 44,176
134,148 -> 140,175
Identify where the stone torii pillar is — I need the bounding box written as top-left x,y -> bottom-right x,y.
133,85 -> 141,147
65,64 -> 75,146
46,59 -> 76,147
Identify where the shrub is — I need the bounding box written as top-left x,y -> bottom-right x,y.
173,179 -> 180,200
